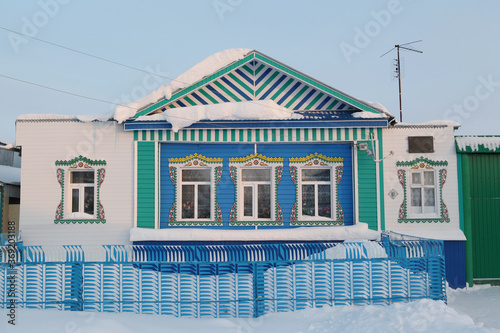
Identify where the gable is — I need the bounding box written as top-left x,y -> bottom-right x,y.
130,51 -> 388,121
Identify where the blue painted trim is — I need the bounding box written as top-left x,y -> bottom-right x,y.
444,241 -> 466,289
124,119 -> 388,131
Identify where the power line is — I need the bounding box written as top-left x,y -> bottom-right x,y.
0,26 -> 184,83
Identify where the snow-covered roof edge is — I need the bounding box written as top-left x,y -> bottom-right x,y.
391,120 -> 461,129
130,223 -> 380,242
455,135 -> 500,153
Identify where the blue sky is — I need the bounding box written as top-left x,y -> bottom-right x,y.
1,0 -> 499,143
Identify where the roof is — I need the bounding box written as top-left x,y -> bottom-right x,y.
456,135 -> 500,153
0,165 -> 21,185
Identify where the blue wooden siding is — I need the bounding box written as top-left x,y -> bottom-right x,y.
160,143 -> 353,228
444,241 -> 466,289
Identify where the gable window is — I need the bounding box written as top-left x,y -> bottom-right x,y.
168,154 -> 223,226
229,154 -> 283,226
396,157 -> 449,223
54,156 -> 106,224
289,153 -> 344,226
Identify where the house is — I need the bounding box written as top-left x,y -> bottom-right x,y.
0,141 -> 21,238
14,49 -> 465,287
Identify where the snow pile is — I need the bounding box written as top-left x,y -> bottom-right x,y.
3,285 -> 500,333
456,136 -> 500,152
0,165 -> 21,185
351,111 -> 387,119
114,48 -> 253,123
318,240 -> 388,260
136,99 -> 304,132
388,229 -> 466,241
359,100 -> 394,118
130,222 -> 379,242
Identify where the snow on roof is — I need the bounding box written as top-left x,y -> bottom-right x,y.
389,229 -> 466,241
456,136 -> 500,152
17,112 -> 114,123
135,99 -> 305,132
113,48 -> 254,123
359,100 -> 394,118
0,165 -> 21,185
393,120 -> 461,129
130,222 -> 380,242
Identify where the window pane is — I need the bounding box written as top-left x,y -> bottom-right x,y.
84,186 -> 94,215
242,169 -> 271,182
182,185 -> 195,218
71,171 -> 94,184
72,188 -> 79,213
198,185 -> 211,219
243,187 -> 253,217
411,173 -> 421,185
182,169 -> 211,182
302,169 -> 330,181
411,188 -> 422,207
318,185 -> 331,218
424,188 -> 435,207
258,184 -> 271,219
424,171 -> 434,185
302,184 -> 315,216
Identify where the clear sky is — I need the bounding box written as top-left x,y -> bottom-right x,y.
1,0 -> 499,143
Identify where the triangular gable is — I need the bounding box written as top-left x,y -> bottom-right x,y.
131,51 -> 386,120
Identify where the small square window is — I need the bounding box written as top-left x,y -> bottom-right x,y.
408,136 -> 434,153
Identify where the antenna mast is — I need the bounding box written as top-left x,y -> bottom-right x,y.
381,40 -> 422,122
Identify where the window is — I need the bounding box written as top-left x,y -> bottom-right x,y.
241,168 -> 271,219
408,136 -> 434,153
410,170 -> 435,215
168,154 -> 223,226
289,153 -> 344,226
54,156 -> 106,224
229,154 -> 283,226
396,157 -> 449,223
301,168 -> 332,218
181,169 -> 211,219
69,170 -> 95,215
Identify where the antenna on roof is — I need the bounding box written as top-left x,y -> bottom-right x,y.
381,40 -> 422,122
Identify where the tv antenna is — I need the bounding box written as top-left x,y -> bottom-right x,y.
381,40 -> 422,122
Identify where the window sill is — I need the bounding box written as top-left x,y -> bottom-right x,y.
54,219 -> 106,224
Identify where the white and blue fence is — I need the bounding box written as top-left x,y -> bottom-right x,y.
0,232 -> 446,318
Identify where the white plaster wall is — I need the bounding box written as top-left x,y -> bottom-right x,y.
382,125 -> 462,239
16,120 -> 134,245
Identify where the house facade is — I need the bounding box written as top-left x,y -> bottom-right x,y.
14,50 -> 465,286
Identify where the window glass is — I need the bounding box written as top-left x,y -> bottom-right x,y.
318,184 -> 331,218
424,188 -> 435,207
424,171 -> 434,185
198,185 -> 211,219
411,188 -> 422,207
182,169 -> 211,182
302,184 -> 315,216
84,187 -> 94,215
257,184 -> 271,218
242,169 -> 271,182
302,169 -> 330,182
72,188 -> 79,213
71,171 -> 94,183
243,187 -> 253,217
411,173 -> 421,185
182,185 -> 195,218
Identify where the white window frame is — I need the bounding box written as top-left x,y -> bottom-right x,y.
409,169 -> 437,217
179,168 -> 213,221
298,167 -> 334,221
68,170 -> 96,217
229,154 -> 283,226
168,154 -> 223,226
289,153 -> 344,226
239,168 -> 273,221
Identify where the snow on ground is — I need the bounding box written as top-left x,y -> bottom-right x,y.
1,285 -> 499,333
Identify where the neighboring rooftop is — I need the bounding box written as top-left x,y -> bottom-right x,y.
456,135 -> 500,153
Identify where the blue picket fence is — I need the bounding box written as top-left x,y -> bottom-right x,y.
0,232 -> 446,318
